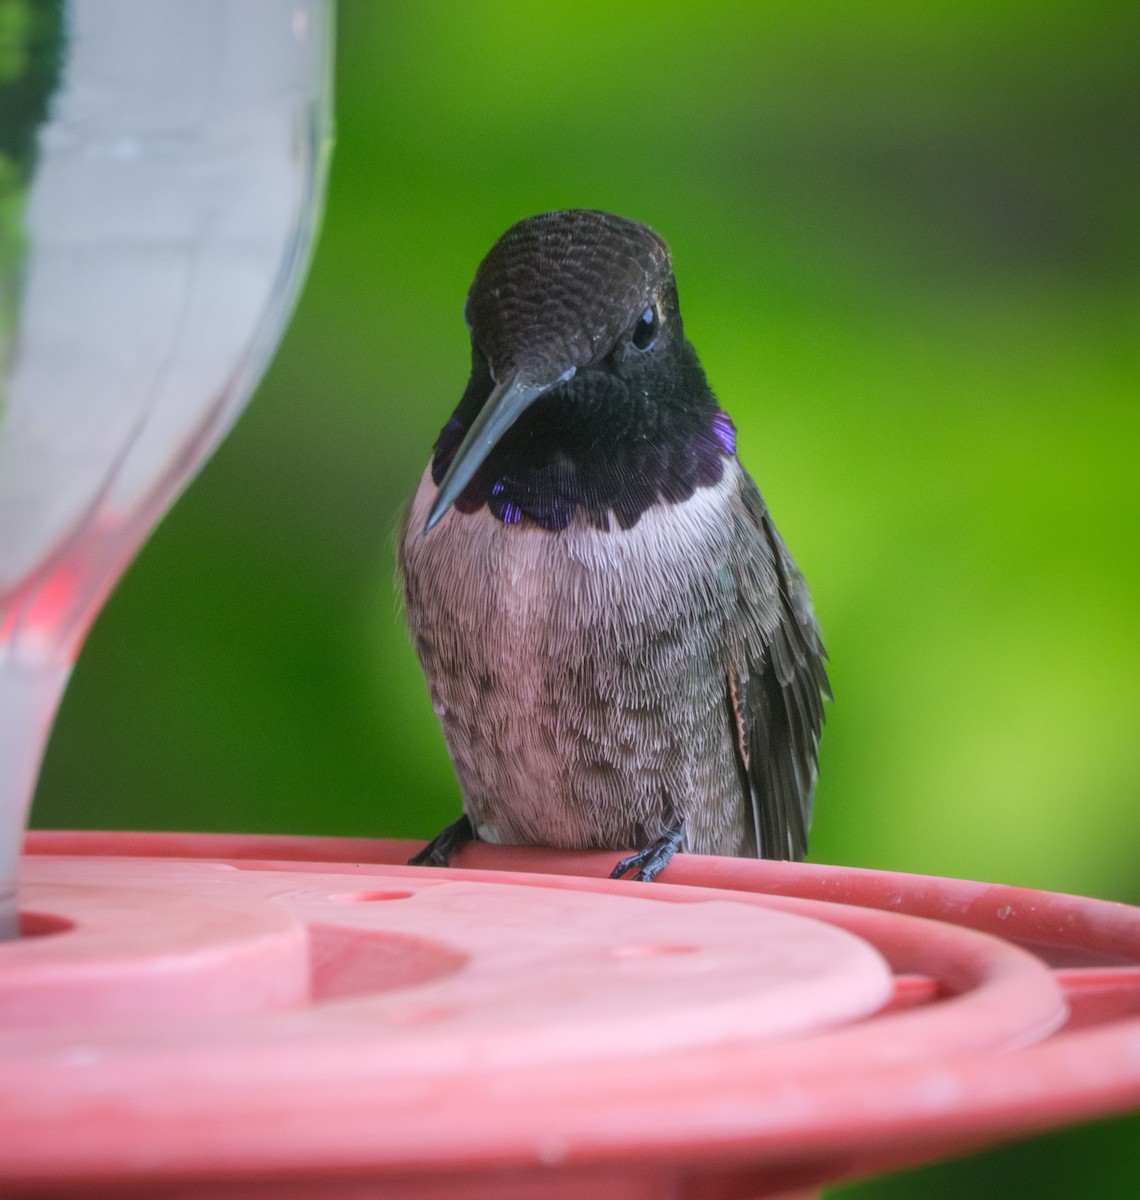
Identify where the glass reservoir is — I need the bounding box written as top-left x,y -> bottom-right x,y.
0,0 -> 334,938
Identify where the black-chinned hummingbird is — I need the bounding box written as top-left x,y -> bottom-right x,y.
401,210 -> 828,881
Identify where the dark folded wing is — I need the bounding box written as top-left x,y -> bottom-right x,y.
726,472 -> 830,861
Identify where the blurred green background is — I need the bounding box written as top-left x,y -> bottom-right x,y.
26,1 -> 1140,1195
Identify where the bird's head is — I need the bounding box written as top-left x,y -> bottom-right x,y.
465,208 -> 676,387
426,210 -> 732,533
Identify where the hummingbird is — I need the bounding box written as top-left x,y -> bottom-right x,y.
400,210 -> 828,882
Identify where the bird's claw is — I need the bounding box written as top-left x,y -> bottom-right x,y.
609,826 -> 683,882
408,814 -> 475,868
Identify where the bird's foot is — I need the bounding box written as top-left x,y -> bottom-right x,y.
609,825 -> 684,882
408,814 -> 475,868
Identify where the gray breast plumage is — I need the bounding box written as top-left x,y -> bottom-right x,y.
400,457 -> 785,857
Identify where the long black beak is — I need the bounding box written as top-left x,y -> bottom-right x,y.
424,369 -> 572,533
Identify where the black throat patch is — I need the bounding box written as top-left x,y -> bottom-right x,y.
432,349 -> 736,533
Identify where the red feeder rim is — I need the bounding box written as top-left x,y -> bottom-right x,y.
3,831 -> 1139,1200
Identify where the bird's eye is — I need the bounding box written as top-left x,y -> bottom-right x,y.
631,305 -> 659,352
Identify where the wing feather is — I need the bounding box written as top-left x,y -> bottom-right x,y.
725,473 -> 829,861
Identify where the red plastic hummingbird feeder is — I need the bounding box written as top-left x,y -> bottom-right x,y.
3,831 -> 1140,1199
